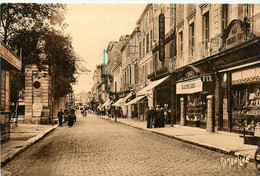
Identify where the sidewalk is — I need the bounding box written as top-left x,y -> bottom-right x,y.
98,115 -> 258,162
1,123 -> 58,167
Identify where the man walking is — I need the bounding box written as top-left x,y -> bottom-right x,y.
68,106 -> 74,127
57,109 -> 64,127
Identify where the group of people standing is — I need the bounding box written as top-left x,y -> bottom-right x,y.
146,104 -> 171,128
57,106 -> 76,128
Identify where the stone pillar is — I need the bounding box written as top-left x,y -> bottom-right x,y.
180,97 -> 185,126
207,95 -> 214,132
214,73 -> 222,131
24,66 -> 33,123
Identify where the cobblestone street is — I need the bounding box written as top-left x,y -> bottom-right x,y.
2,112 -> 259,176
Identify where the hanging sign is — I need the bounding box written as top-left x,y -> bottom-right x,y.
158,13 -> 165,62
176,77 -> 203,94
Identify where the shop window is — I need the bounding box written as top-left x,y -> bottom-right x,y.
232,84 -> 260,133
186,93 -> 207,127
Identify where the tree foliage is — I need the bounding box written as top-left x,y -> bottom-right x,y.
0,3 -> 66,44
1,3 -> 77,101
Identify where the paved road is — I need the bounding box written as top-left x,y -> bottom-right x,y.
2,112 -> 259,176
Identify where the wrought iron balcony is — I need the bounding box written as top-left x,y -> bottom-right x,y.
177,13 -> 260,68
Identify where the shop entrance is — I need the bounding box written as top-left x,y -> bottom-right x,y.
186,93 -> 207,128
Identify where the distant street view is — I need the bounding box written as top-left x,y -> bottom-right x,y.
1,3 -> 260,175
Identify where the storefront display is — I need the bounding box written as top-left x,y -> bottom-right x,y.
176,65 -> 214,128
186,93 -> 207,127
232,83 -> 260,133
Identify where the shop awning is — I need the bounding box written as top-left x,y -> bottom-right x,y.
123,92 -> 133,101
101,99 -> 111,108
137,75 -> 170,96
105,100 -> 113,107
125,95 -> 146,106
112,98 -> 125,107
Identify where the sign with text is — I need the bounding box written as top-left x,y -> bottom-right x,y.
158,13 -> 165,62
176,77 -> 203,94
33,103 -> 42,117
226,21 -> 245,49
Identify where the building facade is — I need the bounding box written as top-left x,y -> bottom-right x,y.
1,42 -> 22,143
174,4 -> 260,132
92,3 -> 260,135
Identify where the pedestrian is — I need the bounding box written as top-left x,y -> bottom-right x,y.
122,105 -> 127,119
57,109 -> 64,127
154,105 -> 160,128
71,107 -> 76,122
159,107 -> 165,127
68,106 -> 74,127
146,107 -> 151,128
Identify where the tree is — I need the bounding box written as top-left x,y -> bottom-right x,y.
1,3 -> 77,102
0,3 -> 66,44
43,31 -> 77,98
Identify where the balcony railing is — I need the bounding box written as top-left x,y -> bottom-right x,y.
177,38 -> 219,68
248,12 -> 260,36
177,12 -> 260,68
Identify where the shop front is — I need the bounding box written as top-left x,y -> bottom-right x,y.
1,42 -> 22,143
212,19 -> 260,134
176,66 -> 214,129
219,63 -> 260,134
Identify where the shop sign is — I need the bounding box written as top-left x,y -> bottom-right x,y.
33,103 -> 42,117
226,21 -> 245,49
158,13 -> 165,62
176,77 -> 203,94
0,42 -> 22,70
182,66 -> 200,79
202,75 -> 213,82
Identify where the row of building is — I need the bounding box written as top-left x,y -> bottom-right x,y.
90,4 -> 260,134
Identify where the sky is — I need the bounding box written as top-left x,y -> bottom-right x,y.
64,4 -> 147,94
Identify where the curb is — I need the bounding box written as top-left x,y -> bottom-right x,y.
98,115 -> 255,163
1,124 -> 59,167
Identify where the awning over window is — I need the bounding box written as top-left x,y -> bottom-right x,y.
111,92 -> 133,107
101,99 -> 111,108
126,95 -> 146,106
112,98 -> 125,107
137,75 -> 170,96
124,92 -> 133,101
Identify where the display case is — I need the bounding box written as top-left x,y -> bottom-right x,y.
186,94 -> 207,127
232,84 -> 260,134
